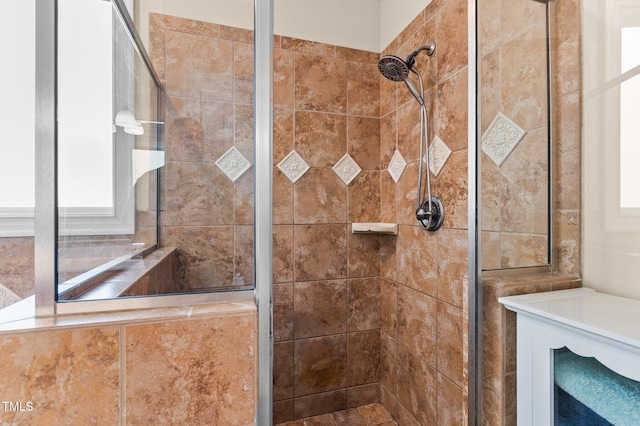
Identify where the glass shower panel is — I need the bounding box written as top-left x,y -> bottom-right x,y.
56,0 -> 162,300
479,0 -> 551,270
0,0 -> 36,311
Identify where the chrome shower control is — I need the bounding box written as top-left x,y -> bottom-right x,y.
416,196 -> 444,231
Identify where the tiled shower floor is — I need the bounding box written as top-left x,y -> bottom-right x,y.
276,403 -> 397,426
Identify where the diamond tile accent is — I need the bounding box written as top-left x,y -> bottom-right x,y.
424,136 -> 452,176
387,150 -> 407,183
482,112 -> 526,166
215,146 -> 252,182
278,150 -> 310,183
332,154 -> 362,185
0,283 -> 20,309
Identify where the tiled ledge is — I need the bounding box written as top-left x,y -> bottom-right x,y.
0,298 -> 255,335
483,272 -> 582,294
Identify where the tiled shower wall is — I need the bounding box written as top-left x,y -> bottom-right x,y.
271,36 -> 384,422
379,0 -> 470,424
479,0 -> 550,269
149,14 -> 256,291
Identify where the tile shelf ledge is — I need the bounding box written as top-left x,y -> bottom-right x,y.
351,222 -> 398,235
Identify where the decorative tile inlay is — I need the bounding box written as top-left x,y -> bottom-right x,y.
482,112 -> 526,166
0,283 -> 20,309
332,154 -> 362,185
387,150 -> 407,183
215,146 -> 252,182
424,136 -> 452,176
278,150 -> 310,183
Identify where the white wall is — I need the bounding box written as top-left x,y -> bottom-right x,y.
136,0 -> 430,53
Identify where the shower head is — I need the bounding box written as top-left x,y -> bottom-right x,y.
378,55 -> 410,82
378,55 -> 424,106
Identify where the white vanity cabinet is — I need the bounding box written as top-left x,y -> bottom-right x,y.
499,288 -> 640,426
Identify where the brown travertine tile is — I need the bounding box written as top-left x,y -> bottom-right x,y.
481,385 -> 502,426
397,346 -> 437,426
165,30 -> 234,101
396,225 -> 438,296
556,92 -> 581,211
380,112 -> 397,169
501,0 -> 546,44
437,302 -> 464,387
274,169 -> 295,225
165,97 -> 235,163
234,168 -> 255,226
0,328 -> 119,425
294,335 -> 347,397
294,168 -> 347,224
348,62 -> 381,117
555,0 -> 581,96
479,0 -> 501,55
234,225 -> 255,286
348,171 -> 382,224
294,280 -> 347,339
347,278 -> 381,332
294,389 -> 347,420
274,225 -> 295,284
349,116 -> 381,170
358,403 -> 393,424
500,233 -> 548,268
481,151 -> 501,233
397,285 -> 437,365
396,404 -> 421,426
219,24 -> 253,43
0,237 -> 34,298
500,129 -> 548,235
274,107 -> 295,164
295,53 -> 347,113
504,371 -> 517,426
347,383 -> 381,409
380,76 -> 398,119
501,20 -> 548,132
234,103 -> 255,161
380,331 -> 398,395
165,161 -> 233,226
294,224 -> 347,281
274,283 -> 294,342
436,149 -> 468,229
275,341 -> 295,401
380,384 -> 398,421
480,49 -> 501,134
164,226 -> 234,289
274,399 -> 295,424
556,210 -> 580,275
437,372 -> 463,425
380,279 -> 398,337
396,100 -> 421,163
234,42 -> 255,104
125,314 -> 255,425
436,0 -> 468,82
380,173 -> 397,225
274,49 -> 295,108
437,228 -> 468,308
282,38 -> 336,57
396,162 -> 419,226
347,232 -> 381,279
295,111 -> 347,168
332,409 -> 366,426
347,330 -> 381,387
336,46 -> 379,64
152,13 -> 219,38
436,68 -> 468,152
380,235 -> 397,282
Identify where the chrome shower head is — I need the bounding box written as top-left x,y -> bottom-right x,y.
378,55 -> 424,106
378,55 -> 410,82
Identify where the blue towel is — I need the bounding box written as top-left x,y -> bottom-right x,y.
554,350 -> 640,426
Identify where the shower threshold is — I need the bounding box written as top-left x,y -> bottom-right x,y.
276,403 -> 396,426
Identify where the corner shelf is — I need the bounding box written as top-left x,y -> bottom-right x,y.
351,222 -> 398,235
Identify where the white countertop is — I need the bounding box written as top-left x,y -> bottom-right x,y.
499,288 -> 640,350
